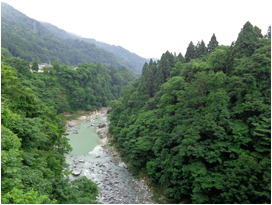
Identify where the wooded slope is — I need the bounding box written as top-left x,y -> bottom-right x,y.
109,22 -> 271,204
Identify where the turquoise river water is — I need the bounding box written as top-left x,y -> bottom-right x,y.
65,116 -> 150,204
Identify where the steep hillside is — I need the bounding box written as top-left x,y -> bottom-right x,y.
1,2 -> 126,69
41,21 -> 149,76
108,22 -> 271,204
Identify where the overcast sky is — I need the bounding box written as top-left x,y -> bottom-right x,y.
1,0 -> 271,59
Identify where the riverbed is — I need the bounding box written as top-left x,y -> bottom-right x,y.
64,112 -> 154,204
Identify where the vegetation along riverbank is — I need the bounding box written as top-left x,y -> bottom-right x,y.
1,3 -> 270,203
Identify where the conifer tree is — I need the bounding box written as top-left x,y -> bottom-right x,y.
194,40 -> 207,59
149,60 -> 158,97
160,51 -> 175,81
137,62 -> 150,108
207,33 -> 218,53
177,53 -> 185,63
233,21 -> 260,59
265,25 -> 271,39
146,59 -> 155,97
254,26 -> 263,39
185,41 -> 195,62
154,66 -> 164,93
194,41 -> 201,59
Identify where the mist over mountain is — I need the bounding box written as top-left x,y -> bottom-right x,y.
40,21 -> 154,76
1,2 -> 151,76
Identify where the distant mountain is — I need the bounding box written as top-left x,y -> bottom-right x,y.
1,2 -> 148,76
40,22 -> 150,76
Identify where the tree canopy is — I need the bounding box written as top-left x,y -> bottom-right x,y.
108,22 -> 271,204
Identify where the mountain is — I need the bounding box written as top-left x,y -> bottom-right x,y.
40,21 -> 149,76
1,2 -> 147,76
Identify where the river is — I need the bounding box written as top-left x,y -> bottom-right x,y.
65,114 -> 153,204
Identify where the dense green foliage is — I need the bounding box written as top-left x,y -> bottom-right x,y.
1,2 -> 148,76
2,51 -> 136,114
1,40 -> 135,204
1,60 -> 100,203
108,22 -> 271,203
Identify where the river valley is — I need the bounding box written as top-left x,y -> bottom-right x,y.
63,108 -> 154,204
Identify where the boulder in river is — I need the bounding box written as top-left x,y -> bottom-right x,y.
72,169 -> 82,176
67,127 -> 76,132
118,162 -> 127,168
98,123 -> 106,128
73,130 -> 78,134
79,116 -> 87,121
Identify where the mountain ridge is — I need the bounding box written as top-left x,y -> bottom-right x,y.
1,2 -> 151,76
40,21 -> 154,76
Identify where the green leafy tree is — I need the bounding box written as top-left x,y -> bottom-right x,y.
32,61 -> 39,72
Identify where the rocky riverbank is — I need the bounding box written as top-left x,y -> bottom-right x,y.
63,107 -> 110,136
94,118 -> 155,204
63,108 -> 155,204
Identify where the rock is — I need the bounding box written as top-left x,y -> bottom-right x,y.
118,162 -> 127,168
98,123 -> 106,128
79,160 -> 85,163
72,169 -> 82,176
96,156 -> 101,158
107,109 -> 112,114
73,130 -> 78,134
63,131 -> 69,135
79,116 -> 87,120
67,127 -> 76,132
68,124 -> 74,127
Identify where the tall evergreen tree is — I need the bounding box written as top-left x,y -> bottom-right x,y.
146,59 -> 155,97
185,41 -> 195,62
233,21 -> 261,59
265,25 -> 271,39
177,53 -> 185,63
254,26 -> 263,39
161,51 -> 175,81
207,33 -> 219,53
194,41 -> 201,59
194,40 -> 207,59
136,62 -> 150,108
154,65 -> 164,93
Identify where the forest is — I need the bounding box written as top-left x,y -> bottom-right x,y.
1,3 -> 271,203
1,47 -> 136,203
108,22 -> 271,203
1,3 -> 139,203
1,2 -> 147,76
